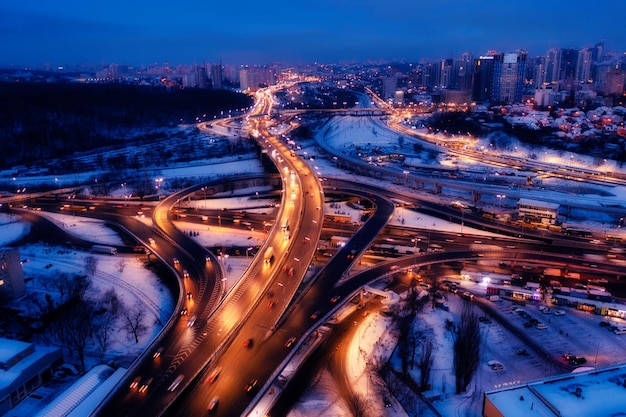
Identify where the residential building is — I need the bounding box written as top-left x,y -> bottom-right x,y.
0,338 -> 63,414
0,248 -> 25,300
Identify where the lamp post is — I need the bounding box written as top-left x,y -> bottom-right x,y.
496,194 -> 506,209
403,170 -> 409,185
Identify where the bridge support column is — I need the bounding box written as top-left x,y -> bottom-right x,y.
472,191 -> 481,203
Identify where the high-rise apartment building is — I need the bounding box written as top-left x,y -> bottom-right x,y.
211,63 -> 223,89
491,51 -> 527,104
472,53 -> 496,102
575,48 -> 593,83
382,75 -> 398,99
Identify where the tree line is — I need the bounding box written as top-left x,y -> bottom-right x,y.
0,82 -> 253,169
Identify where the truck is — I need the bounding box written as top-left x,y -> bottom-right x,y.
263,247 -> 274,264
91,245 -> 118,255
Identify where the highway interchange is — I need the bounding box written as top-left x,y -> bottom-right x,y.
7,82 -> 626,416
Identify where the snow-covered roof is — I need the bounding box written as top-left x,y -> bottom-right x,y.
0,340 -> 62,394
0,338 -> 31,367
485,364 -> 626,417
516,198 -> 560,210
36,364 -> 121,417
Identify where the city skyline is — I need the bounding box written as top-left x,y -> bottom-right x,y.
2,0 -> 626,68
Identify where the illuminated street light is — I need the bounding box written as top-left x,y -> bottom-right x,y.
496,194 -> 506,209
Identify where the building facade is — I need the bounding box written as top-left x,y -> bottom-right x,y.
0,248 -> 25,300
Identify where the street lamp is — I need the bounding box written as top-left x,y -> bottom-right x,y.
496,194 -> 506,209
403,170 -> 409,185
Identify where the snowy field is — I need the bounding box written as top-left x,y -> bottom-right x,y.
3,110 -> 626,416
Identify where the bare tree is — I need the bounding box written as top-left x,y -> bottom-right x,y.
116,259 -> 127,273
418,340 -> 434,390
84,255 -> 99,276
345,392 -> 369,417
453,301 -> 481,393
398,314 -> 415,378
93,288 -> 124,361
123,305 -> 148,344
61,299 -> 96,373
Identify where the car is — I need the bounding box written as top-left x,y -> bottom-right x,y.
268,301 -> 275,309
487,360 -> 504,370
187,315 -> 196,327
153,347 -> 163,359
479,316 -> 491,323
535,322 -> 548,330
553,309 -> 565,316
187,291 -> 193,300
167,375 -> 184,392
569,356 -> 587,365
183,270 -> 190,279
310,311 -> 321,320
173,258 -> 179,265
330,295 -> 341,303
148,238 -> 155,245
523,321 -> 533,328
208,396 -> 219,412
462,291 -> 474,300
541,308 -> 551,314
599,321 -> 611,327
138,377 -> 153,393
383,397 -> 392,407
563,353 -> 576,361
284,337 -> 297,348
180,307 -> 188,316
243,338 -> 253,348
130,376 -> 141,390
206,366 -> 222,384
244,379 -> 258,393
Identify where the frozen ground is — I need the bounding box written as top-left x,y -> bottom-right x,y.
3,110 -> 626,416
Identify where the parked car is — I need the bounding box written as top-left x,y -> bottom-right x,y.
553,309 -> 565,316
569,356 -> 587,365
535,322 -> 548,330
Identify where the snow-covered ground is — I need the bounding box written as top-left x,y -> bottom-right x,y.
4,109 -> 626,416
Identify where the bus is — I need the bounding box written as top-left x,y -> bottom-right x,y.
91,245 -> 118,255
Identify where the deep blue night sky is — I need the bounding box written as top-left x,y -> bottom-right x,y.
2,0 -> 625,67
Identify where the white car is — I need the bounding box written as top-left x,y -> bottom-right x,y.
208,396 -> 219,411
553,309 -> 565,316
535,322 -> 548,330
